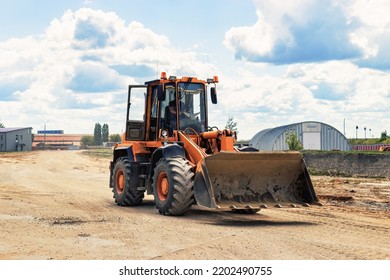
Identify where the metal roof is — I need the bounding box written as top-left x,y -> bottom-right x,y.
0,127 -> 32,133
249,124 -> 291,150
250,128 -> 271,149
249,121 -> 352,151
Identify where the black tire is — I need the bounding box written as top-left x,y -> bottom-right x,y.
111,157 -> 144,206
152,158 -> 194,216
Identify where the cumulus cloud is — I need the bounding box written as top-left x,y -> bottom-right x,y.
68,62 -> 126,93
223,0 -> 389,69
213,60 -> 390,139
0,74 -> 32,101
349,0 -> 390,69
216,0 -> 390,139
0,6 -> 388,140
0,8 -> 213,133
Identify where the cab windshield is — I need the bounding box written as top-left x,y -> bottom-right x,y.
177,82 -> 206,132
160,82 -> 206,134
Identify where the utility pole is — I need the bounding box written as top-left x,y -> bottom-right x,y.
44,123 -> 46,150
343,118 -> 346,136
356,125 -> 358,139
364,127 -> 366,139
43,121 -> 49,150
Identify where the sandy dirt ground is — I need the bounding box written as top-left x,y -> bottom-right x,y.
0,150 -> 389,260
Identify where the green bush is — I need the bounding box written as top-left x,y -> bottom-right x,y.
286,132 -> 303,151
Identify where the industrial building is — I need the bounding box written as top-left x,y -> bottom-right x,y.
32,133 -> 83,150
249,121 -> 352,151
0,127 -> 33,152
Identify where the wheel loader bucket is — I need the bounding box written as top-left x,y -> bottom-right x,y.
193,151 -> 319,211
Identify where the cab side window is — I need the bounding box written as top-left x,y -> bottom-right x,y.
160,85 -> 176,135
149,86 -> 159,140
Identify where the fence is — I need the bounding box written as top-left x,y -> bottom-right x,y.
352,144 -> 390,151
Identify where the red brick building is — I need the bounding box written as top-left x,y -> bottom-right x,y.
33,134 -> 88,150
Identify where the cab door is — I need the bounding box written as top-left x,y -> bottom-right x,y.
126,85 -> 147,141
148,86 -> 160,140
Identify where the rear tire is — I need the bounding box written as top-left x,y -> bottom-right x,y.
152,158 -> 194,215
111,157 -> 144,206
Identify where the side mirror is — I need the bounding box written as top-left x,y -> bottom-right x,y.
210,87 -> 217,104
157,84 -> 165,101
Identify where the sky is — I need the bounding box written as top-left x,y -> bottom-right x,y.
0,0 -> 389,140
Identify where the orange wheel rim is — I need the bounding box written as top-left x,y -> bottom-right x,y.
116,170 -> 124,194
157,172 -> 169,201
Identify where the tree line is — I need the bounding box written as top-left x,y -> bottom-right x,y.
80,123 -> 121,148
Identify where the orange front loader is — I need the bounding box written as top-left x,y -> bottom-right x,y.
109,73 -> 319,215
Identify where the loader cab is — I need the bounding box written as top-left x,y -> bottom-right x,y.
125,74 -> 216,142
160,81 -> 207,135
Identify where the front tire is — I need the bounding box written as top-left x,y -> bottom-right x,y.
111,157 -> 144,206
152,158 -> 194,215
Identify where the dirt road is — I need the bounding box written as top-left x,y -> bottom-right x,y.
0,150 -> 389,260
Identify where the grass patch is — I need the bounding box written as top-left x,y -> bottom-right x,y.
82,148 -> 112,158
301,150 -> 388,156
349,138 -> 390,145
307,167 -> 350,177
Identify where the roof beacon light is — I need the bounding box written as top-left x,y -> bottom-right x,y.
207,76 -> 219,84
161,72 -> 167,79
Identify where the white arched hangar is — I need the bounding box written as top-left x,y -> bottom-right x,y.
249,121 -> 352,151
